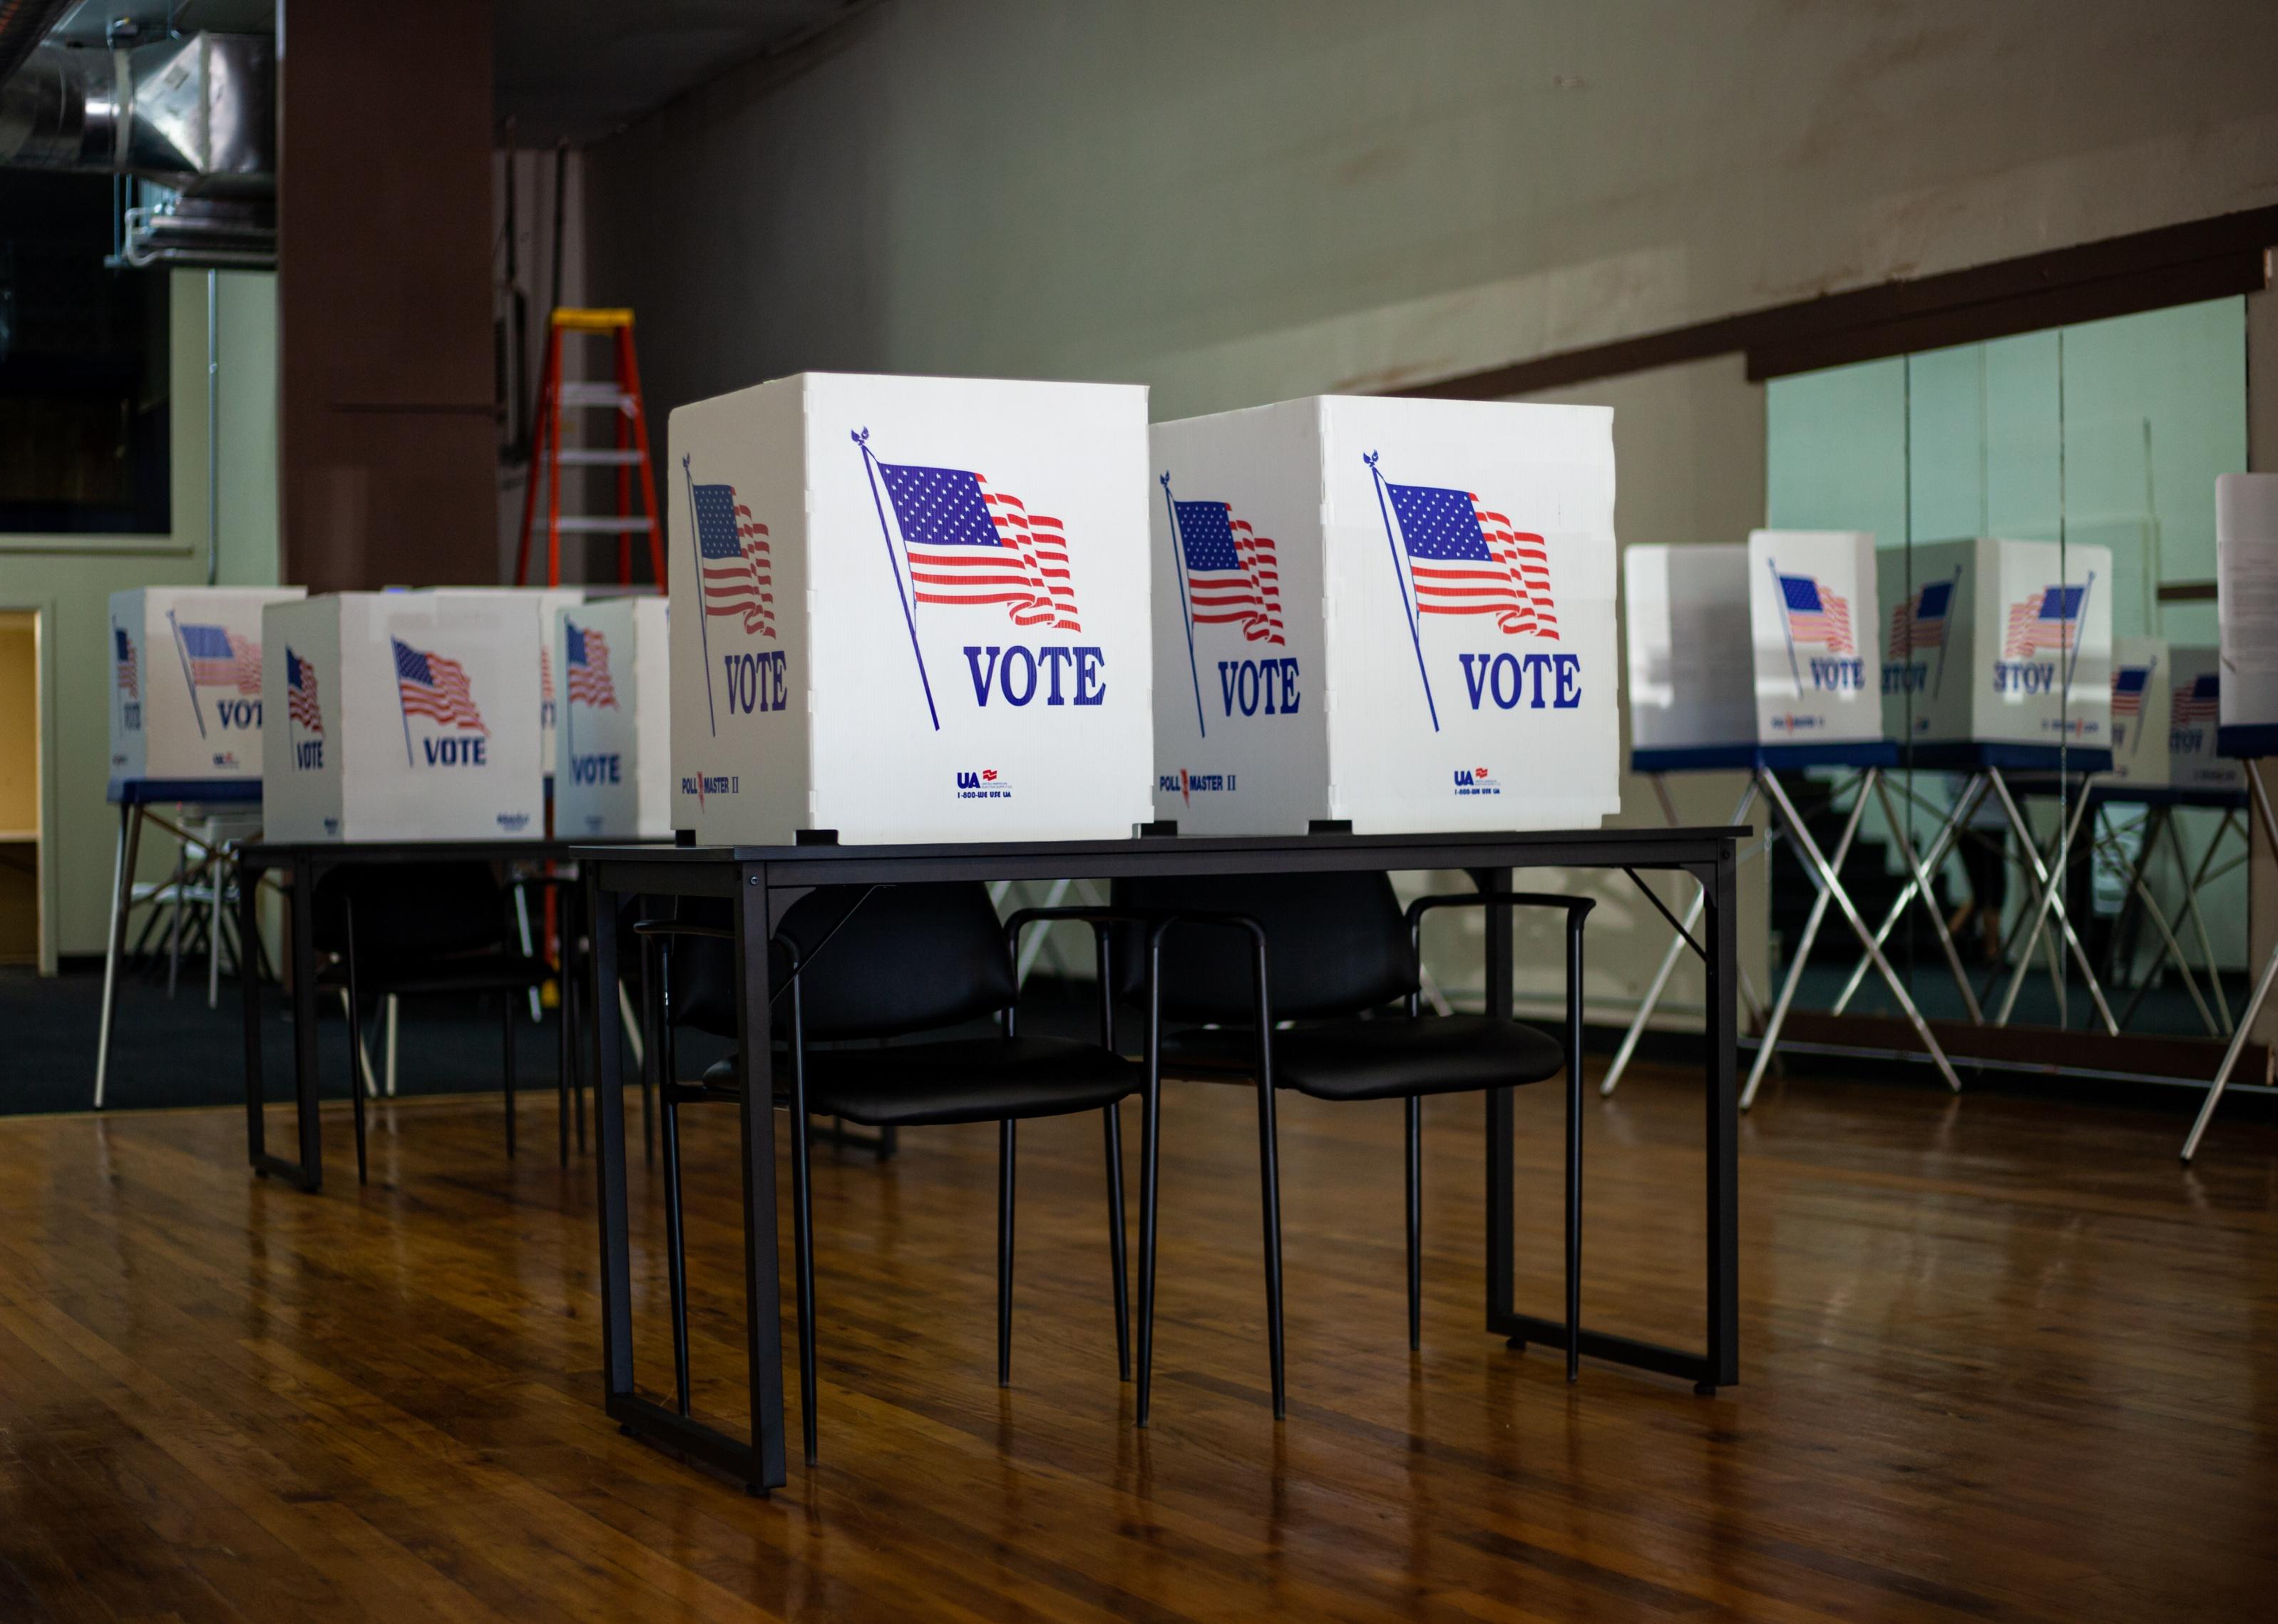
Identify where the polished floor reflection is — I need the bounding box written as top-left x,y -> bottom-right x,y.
1,1060 -> 2273,1620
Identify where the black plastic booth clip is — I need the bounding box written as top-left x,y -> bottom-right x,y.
1137,820 -> 1179,838
795,829 -> 840,846
1308,820 -> 1353,835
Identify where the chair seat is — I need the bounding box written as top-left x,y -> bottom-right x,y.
701,1036 -> 1139,1127
1162,1014 -> 1565,1101
319,952 -> 550,996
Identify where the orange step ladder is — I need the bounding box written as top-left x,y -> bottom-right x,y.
513,307 -> 667,587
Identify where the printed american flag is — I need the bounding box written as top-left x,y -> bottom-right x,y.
1173,499 -> 1285,644
1387,482 -> 1556,637
2110,664 -> 2149,719
2172,672 -> 2220,725
1777,575 -> 1853,654
114,626 -> 138,699
881,462 -> 1080,632
286,647 -> 322,734
392,638 -> 486,734
2003,585 -> 2085,657
1887,580 -> 1952,657
564,620 -> 617,709
180,622 -> 262,694
692,483 -> 776,637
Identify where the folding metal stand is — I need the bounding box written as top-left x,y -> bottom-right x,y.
2182,761 -> 2278,1163
2088,786 -> 2249,1039
96,778 -> 262,1109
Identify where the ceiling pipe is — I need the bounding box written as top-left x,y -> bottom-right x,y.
0,0 -> 73,88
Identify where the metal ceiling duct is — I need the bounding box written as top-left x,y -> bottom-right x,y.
1,33 -> 273,186
1,30 -> 275,268
0,0 -> 74,87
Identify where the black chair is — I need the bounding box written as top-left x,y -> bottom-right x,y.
641,883 -> 1146,1466
312,860 -> 573,1183
1112,871 -> 1591,1420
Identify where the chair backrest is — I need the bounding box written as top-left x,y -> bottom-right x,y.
667,883 -> 1017,1042
314,861 -> 506,958
1111,870 -> 1416,1023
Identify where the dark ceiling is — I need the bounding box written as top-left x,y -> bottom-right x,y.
493,0 -> 870,147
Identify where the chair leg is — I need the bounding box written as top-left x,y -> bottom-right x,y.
557,990 -> 572,1169
786,985 -> 819,1467
1136,1071 -> 1161,1427
502,992 -> 518,1157
997,1118 -> 1017,1388
1255,1076 -> 1286,1420
660,1085 -> 693,1419
344,988 -> 369,1186
1566,1032 -> 1583,1385
1104,1102 -> 1130,1382
1405,1096 -> 1422,1353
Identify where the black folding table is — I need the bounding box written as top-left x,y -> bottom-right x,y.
578,824 -> 1745,1495
235,837 -> 612,1191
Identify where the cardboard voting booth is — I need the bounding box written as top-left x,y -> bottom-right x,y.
2216,473 -> 2278,759
1875,537 -> 2113,764
1148,395 -> 1618,835
1748,530 -> 1882,754
1624,545 -> 1755,766
2103,636 -> 2171,788
554,596 -> 672,839
260,593 -> 545,842
667,371 -> 1154,845
108,587 -> 307,798
2166,645 -> 2241,792
420,587 -> 587,776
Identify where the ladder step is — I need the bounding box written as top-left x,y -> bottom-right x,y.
559,383 -> 636,410
553,515 -> 657,534
556,448 -> 647,466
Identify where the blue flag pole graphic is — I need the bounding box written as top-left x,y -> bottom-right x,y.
1767,558 -> 1803,689
1365,453 -> 1439,733
856,429 -> 940,732
2060,571 -> 2095,701
394,642 -> 416,766
164,610 -> 207,739
682,456 -> 718,739
1159,473 -> 1209,739
1931,565 -> 1963,699
562,622 -> 575,764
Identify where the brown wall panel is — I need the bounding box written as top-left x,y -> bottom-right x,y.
279,0 -> 494,591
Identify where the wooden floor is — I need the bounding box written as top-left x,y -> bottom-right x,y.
2,1063 -> 2275,1622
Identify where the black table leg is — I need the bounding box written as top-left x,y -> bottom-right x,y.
289,855 -> 323,1190
591,875 -> 637,1407
733,867 -> 787,1493
240,853 -> 266,1168
1700,843 -> 1740,1392
1474,866 -> 1516,1333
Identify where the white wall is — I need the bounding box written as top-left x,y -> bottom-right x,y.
1,272 -> 281,963
585,0 -> 2278,1019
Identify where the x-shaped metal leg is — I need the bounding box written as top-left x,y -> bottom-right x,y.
1830,774 -> 1987,1017
1745,769 -> 1961,1109
1602,776 -> 1767,1097
1987,771 -> 2116,1032
2182,766 -> 2278,1163
2092,810 -> 2222,1037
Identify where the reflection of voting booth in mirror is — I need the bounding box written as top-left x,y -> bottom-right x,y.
1148,394 -> 1619,835
97,586 -> 307,1109
668,371 -> 1154,845
1848,537 -> 2117,1044
554,597 -> 672,839
2088,639 -> 2253,1061
2185,473 -> 2278,1161
1611,534 -> 1960,1103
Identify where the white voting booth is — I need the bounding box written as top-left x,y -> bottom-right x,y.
1148,394 -> 1618,835
667,371 -> 1154,845
261,593 -> 545,843
419,587 -> 587,779
2104,636 -> 2170,788
96,586 -> 305,1109
108,587 -> 306,796
1614,534 -> 1961,1101
2166,646 -> 2240,793
554,597 -> 672,839
2188,473 -> 2278,1161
